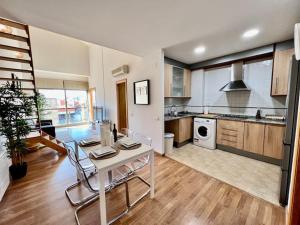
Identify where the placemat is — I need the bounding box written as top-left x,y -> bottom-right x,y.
79,141 -> 101,147
89,147 -> 120,160
113,142 -> 142,150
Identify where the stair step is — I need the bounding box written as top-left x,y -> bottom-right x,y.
0,18 -> 27,30
0,56 -> 31,64
0,44 -> 30,53
0,32 -> 28,42
0,77 -> 34,83
0,67 -> 33,73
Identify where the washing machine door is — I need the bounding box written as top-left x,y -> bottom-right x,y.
196,124 -> 211,140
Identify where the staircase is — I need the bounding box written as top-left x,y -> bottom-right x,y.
0,17 -> 66,155
0,17 -> 40,130
26,131 -> 67,154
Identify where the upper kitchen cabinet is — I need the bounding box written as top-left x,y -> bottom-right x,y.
164,63 -> 191,97
271,48 -> 294,96
183,69 -> 191,97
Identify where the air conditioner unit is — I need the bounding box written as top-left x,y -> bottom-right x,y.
295,23 -> 300,60
112,65 -> 129,77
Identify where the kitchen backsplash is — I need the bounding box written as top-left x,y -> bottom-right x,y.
165,59 -> 287,117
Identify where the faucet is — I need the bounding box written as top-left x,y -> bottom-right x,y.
170,105 -> 177,116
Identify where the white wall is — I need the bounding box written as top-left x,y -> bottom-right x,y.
30,26 -> 90,81
88,45 -> 164,153
187,59 -> 287,116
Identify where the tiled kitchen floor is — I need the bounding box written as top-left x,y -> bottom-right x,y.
166,143 -> 281,206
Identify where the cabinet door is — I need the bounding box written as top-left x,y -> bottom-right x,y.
172,67 -> 184,97
263,125 -> 285,159
178,117 -> 193,143
165,120 -> 179,142
184,69 -> 191,97
243,122 -> 265,155
164,64 -> 172,97
217,120 -> 244,149
272,48 -> 294,96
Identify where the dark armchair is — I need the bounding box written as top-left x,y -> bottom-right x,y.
39,120 -> 56,137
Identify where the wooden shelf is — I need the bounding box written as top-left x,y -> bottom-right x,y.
0,32 -> 28,42
0,67 -> 33,73
0,44 -> 30,53
0,56 -> 31,64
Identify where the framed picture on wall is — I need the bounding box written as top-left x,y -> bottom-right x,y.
134,79 -> 150,105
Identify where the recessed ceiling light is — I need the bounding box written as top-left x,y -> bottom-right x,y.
194,46 -> 206,54
242,29 -> 260,38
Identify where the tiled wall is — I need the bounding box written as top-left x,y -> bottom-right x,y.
165,59 -> 287,117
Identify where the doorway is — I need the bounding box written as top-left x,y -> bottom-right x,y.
116,79 -> 128,131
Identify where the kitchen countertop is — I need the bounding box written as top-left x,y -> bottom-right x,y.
164,113 -> 286,126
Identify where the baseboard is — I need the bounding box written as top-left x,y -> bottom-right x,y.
217,144 -> 282,166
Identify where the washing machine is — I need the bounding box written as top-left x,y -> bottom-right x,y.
193,117 -> 216,149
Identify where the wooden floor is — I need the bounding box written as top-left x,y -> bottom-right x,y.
0,148 -> 285,225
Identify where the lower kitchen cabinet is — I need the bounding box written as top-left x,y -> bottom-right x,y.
165,117 -> 193,147
217,119 -> 244,149
217,119 -> 285,162
263,124 -> 285,159
243,122 -> 265,155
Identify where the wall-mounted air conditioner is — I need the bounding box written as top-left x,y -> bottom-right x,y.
112,65 -> 129,77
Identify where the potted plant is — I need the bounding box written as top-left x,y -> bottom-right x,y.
0,76 -> 35,180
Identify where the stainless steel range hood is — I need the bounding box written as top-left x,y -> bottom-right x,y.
219,61 -> 250,92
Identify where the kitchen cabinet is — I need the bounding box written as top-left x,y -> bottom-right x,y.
217,119 -> 285,161
183,69 -> 191,97
271,48 -> 294,96
243,122 -> 265,155
164,63 -> 191,98
164,63 -> 172,97
165,117 -> 193,146
178,117 -> 193,143
263,124 -> 285,159
217,119 -> 244,150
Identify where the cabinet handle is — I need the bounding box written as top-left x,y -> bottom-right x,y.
221,138 -> 237,143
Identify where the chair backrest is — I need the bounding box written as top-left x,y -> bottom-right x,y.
63,143 -> 78,167
76,160 -> 97,192
133,132 -> 152,146
121,128 -> 134,139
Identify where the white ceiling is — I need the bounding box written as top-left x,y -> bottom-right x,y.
0,0 -> 299,63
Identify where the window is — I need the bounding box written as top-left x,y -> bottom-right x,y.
66,90 -> 88,124
38,89 -> 89,125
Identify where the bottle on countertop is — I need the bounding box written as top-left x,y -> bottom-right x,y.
113,123 -> 118,142
256,108 -> 262,119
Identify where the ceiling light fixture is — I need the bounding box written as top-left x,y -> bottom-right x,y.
194,46 -> 206,54
242,28 -> 260,39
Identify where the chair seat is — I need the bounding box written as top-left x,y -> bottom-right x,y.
79,157 -> 95,171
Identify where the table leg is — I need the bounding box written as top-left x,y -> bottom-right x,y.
150,151 -> 155,198
99,169 -> 107,225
